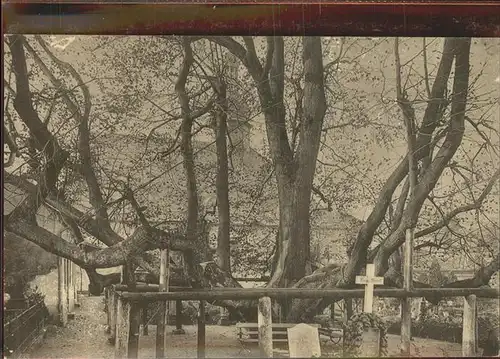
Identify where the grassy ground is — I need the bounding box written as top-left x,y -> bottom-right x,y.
26,295 -> 465,358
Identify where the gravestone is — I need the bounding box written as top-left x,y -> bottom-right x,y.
287,323 -> 321,358
359,327 -> 381,357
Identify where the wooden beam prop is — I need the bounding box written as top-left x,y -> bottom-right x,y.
462,294 -> 477,357
198,300 -> 206,359
156,248 -> 170,359
119,287 -> 500,302
258,296 -> 273,358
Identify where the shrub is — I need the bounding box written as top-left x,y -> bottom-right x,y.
4,235 -> 57,299
343,312 -> 388,357
387,312 -> 499,346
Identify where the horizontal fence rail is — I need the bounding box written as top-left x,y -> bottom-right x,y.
4,300 -> 48,357
117,287 -> 500,302
113,284 -> 190,292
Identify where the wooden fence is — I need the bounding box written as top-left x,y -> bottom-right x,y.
107,286 -> 499,359
3,300 -> 49,358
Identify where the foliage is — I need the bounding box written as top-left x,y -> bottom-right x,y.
416,259 -> 458,287
3,35 -> 499,321
3,235 -> 57,299
386,311 -> 499,347
343,312 -> 388,357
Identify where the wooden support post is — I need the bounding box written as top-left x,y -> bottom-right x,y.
345,299 -> 353,324
401,229 -> 414,357
105,287 -> 111,334
462,294 -> 477,357
120,265 -> 127,284
141,303 -> 149,336
173,300 -> 186,334
115,296 -> 131,359
258,296 -> 273,358
68,260 -> 75,313
73,263 -> 79,307
197,300 -> 206,359
110,287 -> 118,343
128,301 -> 140,359
58,257 -> 68,327
156,248 -> 169,359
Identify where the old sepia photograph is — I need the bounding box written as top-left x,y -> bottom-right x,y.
3,34 -> 499,358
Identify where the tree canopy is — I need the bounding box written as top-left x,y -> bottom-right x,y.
4,35 -> 499,321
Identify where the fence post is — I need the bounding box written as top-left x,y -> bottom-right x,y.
141,302 -> 149,336
104,287 -> 111,334
345,298 -> 353,324
462,294 -> 477,357
156,248 -> 169,359
258,296 -> 273,358
198,300 -> 206,359
401,229 -> 414,356
115,296 -> 131,359
128,301 -> 140,359
110,287 -> 118,344
173,300 -> 186,334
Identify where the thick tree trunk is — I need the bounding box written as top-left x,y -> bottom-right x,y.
177,38 -> 199,242
213,79 -> 231,274
268,37 -> 327,288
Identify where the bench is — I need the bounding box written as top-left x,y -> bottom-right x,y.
236,323 -> 343,345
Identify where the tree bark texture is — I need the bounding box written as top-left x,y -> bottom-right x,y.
213,78 -> 231,274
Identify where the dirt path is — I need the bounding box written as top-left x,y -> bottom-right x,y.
26,295 -> 112,359
27,295 -> 464,358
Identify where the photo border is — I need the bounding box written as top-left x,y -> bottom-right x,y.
2,1 -> 500,37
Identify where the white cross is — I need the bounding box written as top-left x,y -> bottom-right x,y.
355,263 -> 384,313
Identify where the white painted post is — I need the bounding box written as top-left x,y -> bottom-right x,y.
462,295 -> 477,357
258,296 -> 273,358
355,264 -> 384,313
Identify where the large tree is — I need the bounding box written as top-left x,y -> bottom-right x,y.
4,35 -> 499,323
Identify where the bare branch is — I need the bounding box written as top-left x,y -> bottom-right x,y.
5,219 -> 192,269
262,37 -> 274,79
312,186 -> 333,212
422,38 -> 432,99
31,35 -> 112,231
123,183 -> 152,232
242,36 -> 263,75
416,168 -> 500,238
204,36 -> 248,69
7,35 -> 69,219
176,36 -> 200,240
375,38 -> 472,269
3,122 -> 19,167
395,37 -> 418,203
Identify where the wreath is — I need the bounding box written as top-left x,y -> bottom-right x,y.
343,312 -> 388,358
